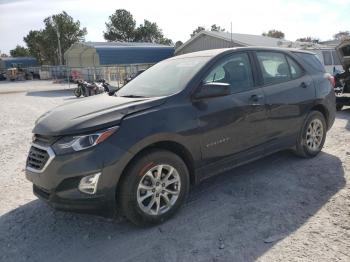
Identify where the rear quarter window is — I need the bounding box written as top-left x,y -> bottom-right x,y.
293,52 -> 325,73
256,52 -> 291,85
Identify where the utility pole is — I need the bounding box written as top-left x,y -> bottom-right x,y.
55,23 -> 62,65
230,22 -> 233,47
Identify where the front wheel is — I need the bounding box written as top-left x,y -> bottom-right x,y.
118,150 -> 190,226
74,87 -> 82,97
295,111 -> 327,158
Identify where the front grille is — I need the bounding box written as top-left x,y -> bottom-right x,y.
26,145 -> 50,171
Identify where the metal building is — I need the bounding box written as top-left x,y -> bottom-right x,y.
0,57 -> 38,70
175,30 -> 292,55
64,42 -> 174,67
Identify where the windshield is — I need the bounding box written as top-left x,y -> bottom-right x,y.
117,56 -> 210,97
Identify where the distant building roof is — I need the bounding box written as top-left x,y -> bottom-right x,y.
65,42 -> 174,67
0,56 -> 37,62
207,31 -> 291,46
319,39 -> 341,47
0,56 -> 38,69
175,30 -> 292,54
83,42 -> 171,48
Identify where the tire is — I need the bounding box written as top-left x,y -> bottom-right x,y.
336,104 -> 343,111
118,149 -> 190,226
295,111 -> 327,158
74,88 -> 82,97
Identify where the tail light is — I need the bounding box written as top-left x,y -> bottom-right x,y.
326,73 -> 336,88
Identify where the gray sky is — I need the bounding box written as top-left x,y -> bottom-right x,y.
1,0 -> 350,54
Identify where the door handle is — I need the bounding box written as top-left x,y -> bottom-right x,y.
300,82 -> 308,88
250,94 -> 263,102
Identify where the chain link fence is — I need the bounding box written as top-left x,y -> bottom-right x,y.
25,64 -> 153,88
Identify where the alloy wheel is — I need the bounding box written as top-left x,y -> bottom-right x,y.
137,164 -> 181,216
306,119 -> 324,151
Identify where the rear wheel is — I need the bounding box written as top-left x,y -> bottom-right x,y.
118,150 -> 190,226
295,111 -> 326,158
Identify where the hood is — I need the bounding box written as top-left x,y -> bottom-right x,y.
336,39 -> 350,70
33,94 -> 166,136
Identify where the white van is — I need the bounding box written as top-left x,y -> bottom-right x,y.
306,48 -> 343,74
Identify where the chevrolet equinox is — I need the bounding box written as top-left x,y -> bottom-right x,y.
26,47 -> 336,225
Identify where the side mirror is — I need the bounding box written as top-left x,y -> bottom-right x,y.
193,82 -> 231,99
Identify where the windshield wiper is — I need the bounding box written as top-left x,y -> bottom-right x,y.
119,95 -> 147,98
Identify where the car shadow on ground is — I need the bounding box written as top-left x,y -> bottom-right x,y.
0,151 -> 345,262
26,89 -> 74,98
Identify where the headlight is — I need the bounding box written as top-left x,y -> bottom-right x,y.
52,126 -> 118,155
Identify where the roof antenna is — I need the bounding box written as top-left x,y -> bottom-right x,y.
230,22 -> 233,47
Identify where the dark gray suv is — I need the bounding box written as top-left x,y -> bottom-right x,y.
26,47 -> 336,225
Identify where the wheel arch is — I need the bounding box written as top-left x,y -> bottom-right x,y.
310,104 -> 329,128
116,139 -> 197,200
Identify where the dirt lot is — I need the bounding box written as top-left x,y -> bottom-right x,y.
0,80 -> 349,262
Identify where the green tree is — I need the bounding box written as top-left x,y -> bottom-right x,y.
103,10 -> 173,45
24,30 -> 46,64
43,11 -> 87,64
262,29 -> 285,39
296,37 -> 319,43
333,31 -> 350,40
190,26 -> 205,37
134,20 -> 172,45
23,11 -> 87,65
210,24 -> 225,32
104,9 -> 136,41
134,20 -> 163,42
158,37 -> 173,45
175,41 -> 183,49
10,45 -> 30,57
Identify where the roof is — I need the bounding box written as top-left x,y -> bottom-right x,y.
0,56 -> 37,62
96,46 -> 174,65
176,30 -> 292,54
173,46 -> 315,59
66,42 -> 174,66
83,42 -> 172,48
320,39 -> 341,46
0,56 -> 38,68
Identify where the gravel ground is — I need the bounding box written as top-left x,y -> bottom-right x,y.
0,81 -> 349,262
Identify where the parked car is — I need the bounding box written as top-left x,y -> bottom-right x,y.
334,39 -> 350,110
26,47 -> 336,226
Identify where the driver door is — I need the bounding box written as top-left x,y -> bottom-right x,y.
193,52 -> 268,174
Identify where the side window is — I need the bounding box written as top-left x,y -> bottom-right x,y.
286,56 -> 303,79
204,53 -> 254,93
322,51 -> 332,65
256,52 -> 291,85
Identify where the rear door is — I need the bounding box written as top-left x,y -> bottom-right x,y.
255,51 -> 315,150
194,52 -> 267,169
